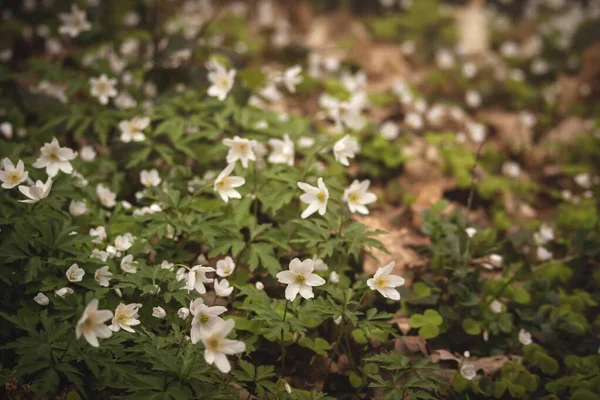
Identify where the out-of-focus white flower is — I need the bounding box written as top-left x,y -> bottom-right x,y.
206,60 -> 236,101
276,258 -> 326,301
119,117 -> 150,143
574,173 -> 591,189
214,163 -> 245,203
329,271 -> 340,283
59,4 -> 91,38
536,246 -> 553,261
380,121 -> 399,140
255,281 -> 264,290
198,319 -> 245,373
298,137 -> 315,148
34,293 -> 49,305
120,254 -> 138,274
69,200 -> 87,216
109,303 -> 142,333
33,138 -> 77,177
96,184 -> 116,208
80,146 -> 96,162
297,177 -> 329,219
90,74 -> 117,105
343,179 -> 377,215
502,161 -> 521,178
140,169 -> 161,187
94,266 -> 113,287
19,178 -> 53,203
490,300 -> 503,313
313,257 -> 328,272
278,65 -> 303,93
367,261 -> 405,300
114,233 -> 134,252
0,158 -> 28,189
465,90 -> 482,108
178,307 -> 190,319
405,112 -> 424,130
216,257 -> 235,277
1,122 -> 13,139
76,299 -> 113,347
534,224 -> 554,245
519,329 -> 532,345
268,134 -> 294,166
466,227 -> 477,238
89,226 -> 106,244
333,135 -> 360,166
436,48 -> 455,69
223,136 -> 257,168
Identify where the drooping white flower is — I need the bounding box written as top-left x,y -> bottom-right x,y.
214,163 -> 245,203
109,303 -> 142,333
329,271 -> 340,283
186,265 -> 216,294
216,256 -> 235,277
343,179 -> 377,215
190,304 -> 228,343
490,300 -> 503,313
279,65 -> 303,93
32,138 -> 77,177
34,293 -> 50,306
58,4 -> 91,38
276,258 -> 326,301
119,117 -> 150,142
96,184 -> 117,208
94,266 -> 113,287
207,60 -> 236,101
55,287 -> 74,297
268,134 -> 294,166
120,254 -> 138,274
223,136 -> 257,168
214,279 -> 234,297
199,319 -> 245,373
178,307 -> 190,319
519,329 -> 532,345
91,249 -> 109,262
152,307 -> 166,319
114,233 -> 134,252
76,299 -> 113,347
367,261 -> 405,300
161,260 -> 175,271
255,281 -> 264,290
461,364 -> 477,380
89,226 -> 107,244
18,177 -> 53,203
333,135 -> 360,166
69,200 -> 87,216
90,74 -> 118,105
297,177 -> 328,219
465,227 -> 477,238
536,246 -> 553,261
0,158 -> 28,189
140,169 -> 161,187
66,263 -> 85,282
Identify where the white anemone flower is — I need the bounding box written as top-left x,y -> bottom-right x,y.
367,261 -> 405,300
32,137 -> 77,177
222,136 -> 257,168
58,4 -> 91,38
333,135 -> 360,166
297,178 -> 328,219
268,134 -> 295,166
276,258 -> 326,301
66,263 -> 85,282
186,265 -> 215,294
109,303 -> 142,333
94,266 -> 113,287
207,60 -> 236,101
119,117 -> 150,143
190,304 -> 228,343
343,179 -> 377,215
214,163 -> 245,203
0,158 -> 28,189
90,74 -> 118,105
216,256 -> 235,277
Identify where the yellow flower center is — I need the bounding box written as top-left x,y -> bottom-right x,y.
295,274 -> 306,283
217,177 -> 229,189
8,172 -> 20,184
376,277 -> 387,288
317,192 -> 326,202
218,77 -> 230,88
207,337 -> 221,351
199,314 -> 209,324
239,143 -> 247,152
49,151 -> 60,161
83,317 -> 94,329
348,192 -> 359,203
97,82 -> 108,92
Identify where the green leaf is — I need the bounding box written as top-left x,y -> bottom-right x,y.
418,323 -> 440,339
513,287 -> 531,304
462,318 -> 482,335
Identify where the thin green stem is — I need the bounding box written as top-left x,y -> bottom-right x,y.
281,299 -> 289,371
327,319 -> 345,372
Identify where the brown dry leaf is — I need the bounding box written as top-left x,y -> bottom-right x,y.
410,178 -> 456,226
330,354 -> 351,375
390,310 -> 412,335
478,109 -> 533,153
542,117 -> 589,145
578,42 -> 600,84
557,74 -> 582,115
430,350 -> 520,376
394,336 -> 428,356
358,208 -> 430,276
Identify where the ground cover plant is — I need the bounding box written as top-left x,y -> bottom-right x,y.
0,0 -> 599,398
